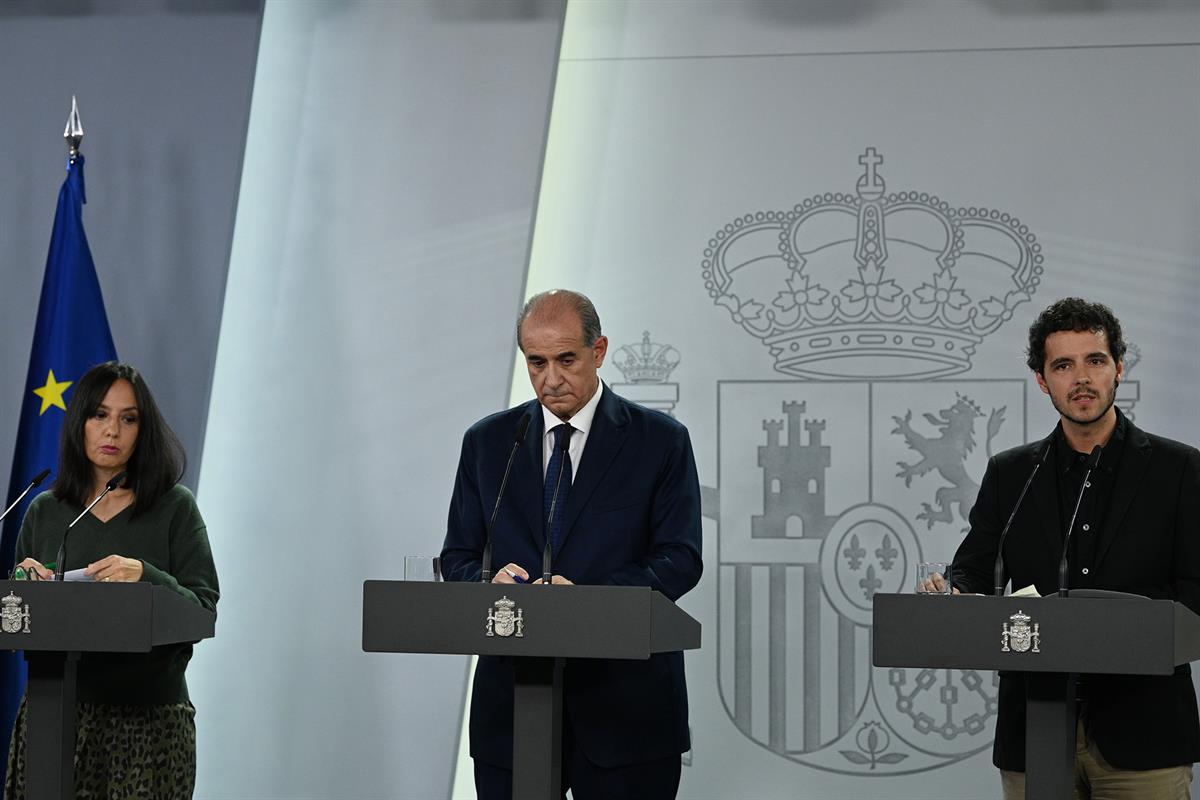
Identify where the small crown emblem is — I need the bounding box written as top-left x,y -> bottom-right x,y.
486,595 -> 523,638
702,148 -> 1044,380
1001,608 -> 1040,653
1,591 -> 30,635
614,331 -> 680,384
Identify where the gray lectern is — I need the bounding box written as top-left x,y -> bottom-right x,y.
362,580 -> 701,800
0,580 -> 215,800
872,592 -> 1200,800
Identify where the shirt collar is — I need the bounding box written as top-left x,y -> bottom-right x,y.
541,380 -> 603,436
1054,406 -> 1127,475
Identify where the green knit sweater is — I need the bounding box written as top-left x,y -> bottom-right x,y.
16,484 -> 219,705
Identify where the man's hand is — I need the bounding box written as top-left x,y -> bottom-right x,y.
916,572 -> 960,595
532,575 -> 574,586
84,555 -> 144,583
15,558 -> 53,581
492,563 -> 529,584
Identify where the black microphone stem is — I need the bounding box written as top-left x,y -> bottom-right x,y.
0,468 -> 51,527
55,471 -> 126,582
1057,445 -> 1102,598
481,416 -> 531,583
993,440 -> 1052,596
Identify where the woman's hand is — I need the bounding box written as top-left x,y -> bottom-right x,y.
15,558 -> 53,581
85,555 -> 144,583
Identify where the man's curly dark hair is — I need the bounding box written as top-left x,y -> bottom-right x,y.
1025,297 -> 1126,374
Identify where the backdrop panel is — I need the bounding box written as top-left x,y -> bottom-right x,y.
191,2 -> 563,798
512,2 -> 1200,797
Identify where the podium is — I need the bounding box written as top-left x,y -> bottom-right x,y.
362,580 -> 701,800
0,580 -> 215,800
872,592 -> 1200,800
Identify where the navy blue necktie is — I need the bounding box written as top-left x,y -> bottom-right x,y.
544,423 -> 574,555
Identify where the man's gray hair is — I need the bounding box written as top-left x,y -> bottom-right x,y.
516,290 -> 603,351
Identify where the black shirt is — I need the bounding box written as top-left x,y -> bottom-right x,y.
1054,412 -> 1126,592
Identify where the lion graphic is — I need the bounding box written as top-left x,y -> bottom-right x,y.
892,394 -> 1004,528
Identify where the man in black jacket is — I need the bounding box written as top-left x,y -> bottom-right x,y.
945,297 -> 1200,798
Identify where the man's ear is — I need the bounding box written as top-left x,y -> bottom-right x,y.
1034,369 -> 1050,396
592,335 -> 609,369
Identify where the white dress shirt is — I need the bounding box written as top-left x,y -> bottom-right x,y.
540,381 -> 603,483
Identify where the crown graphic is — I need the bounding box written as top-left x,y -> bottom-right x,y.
614,331 -> 680,383
701,148 -> 1043,379
2,592 -> 22,608
493,596 -> 515,610
1009,610 -> 1031,625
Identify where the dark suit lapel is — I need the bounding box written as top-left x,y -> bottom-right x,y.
1094,422 -> 1151,571
1026,433 -> 1062,580
556,387 -> 629,552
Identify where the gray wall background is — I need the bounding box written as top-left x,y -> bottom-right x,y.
520,1 -> 1200,798
189,2 -> 564,798
0,1 -> 262,491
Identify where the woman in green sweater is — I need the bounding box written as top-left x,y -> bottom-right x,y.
5,361 -> 219,799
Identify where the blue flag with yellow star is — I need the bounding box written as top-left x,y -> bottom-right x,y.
0,154 -> 117,779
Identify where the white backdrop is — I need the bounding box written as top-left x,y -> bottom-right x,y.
510,2 -> 1200,798
190,2 -> 563,798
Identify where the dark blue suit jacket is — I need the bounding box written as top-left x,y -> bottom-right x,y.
440,386 -> 703,768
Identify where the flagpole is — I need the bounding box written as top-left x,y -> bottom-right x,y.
64,95 -> 83,164
0,94 -> 117,792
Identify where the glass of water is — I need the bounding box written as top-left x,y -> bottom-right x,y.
915,562 -> 952,594
403,556 -> 442,582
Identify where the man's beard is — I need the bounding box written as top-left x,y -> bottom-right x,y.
1052,379 -> 1118,427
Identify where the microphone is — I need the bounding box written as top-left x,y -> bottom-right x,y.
542,427 -> 571,586
480,415 -> 531,583
993,439 -> 1052,596
1057,446 -> 1102,598
0,468 -> 51,527
55,471 -> 126,582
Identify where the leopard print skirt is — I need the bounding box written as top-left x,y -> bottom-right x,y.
5,699 -> 196,799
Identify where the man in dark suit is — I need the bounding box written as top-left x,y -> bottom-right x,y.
944,297 -> 1200,798
440,289 -> 703,800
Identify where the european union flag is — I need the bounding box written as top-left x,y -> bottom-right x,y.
0,153 -> 117,781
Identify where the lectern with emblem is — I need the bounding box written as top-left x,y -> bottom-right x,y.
362,580 -> 700,800
0,580 -> 214,800
873,592 -> 1200,800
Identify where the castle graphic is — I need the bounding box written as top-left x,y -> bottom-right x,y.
752,401 -> 834,541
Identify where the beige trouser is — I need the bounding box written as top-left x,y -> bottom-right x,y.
1000,718 -> 1192,799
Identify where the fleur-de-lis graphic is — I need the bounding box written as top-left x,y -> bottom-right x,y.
875,534 -> 898,571
843,534 -> 866,571
859,565 -> 883,600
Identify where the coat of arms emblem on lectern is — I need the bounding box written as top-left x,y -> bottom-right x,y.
486,596 -> 524,638
1,592 -> 30,635
1002,610 -> 1040,653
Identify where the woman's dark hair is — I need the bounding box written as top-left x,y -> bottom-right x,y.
1025,297 -> 1126,374
54,361 -> 186,515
